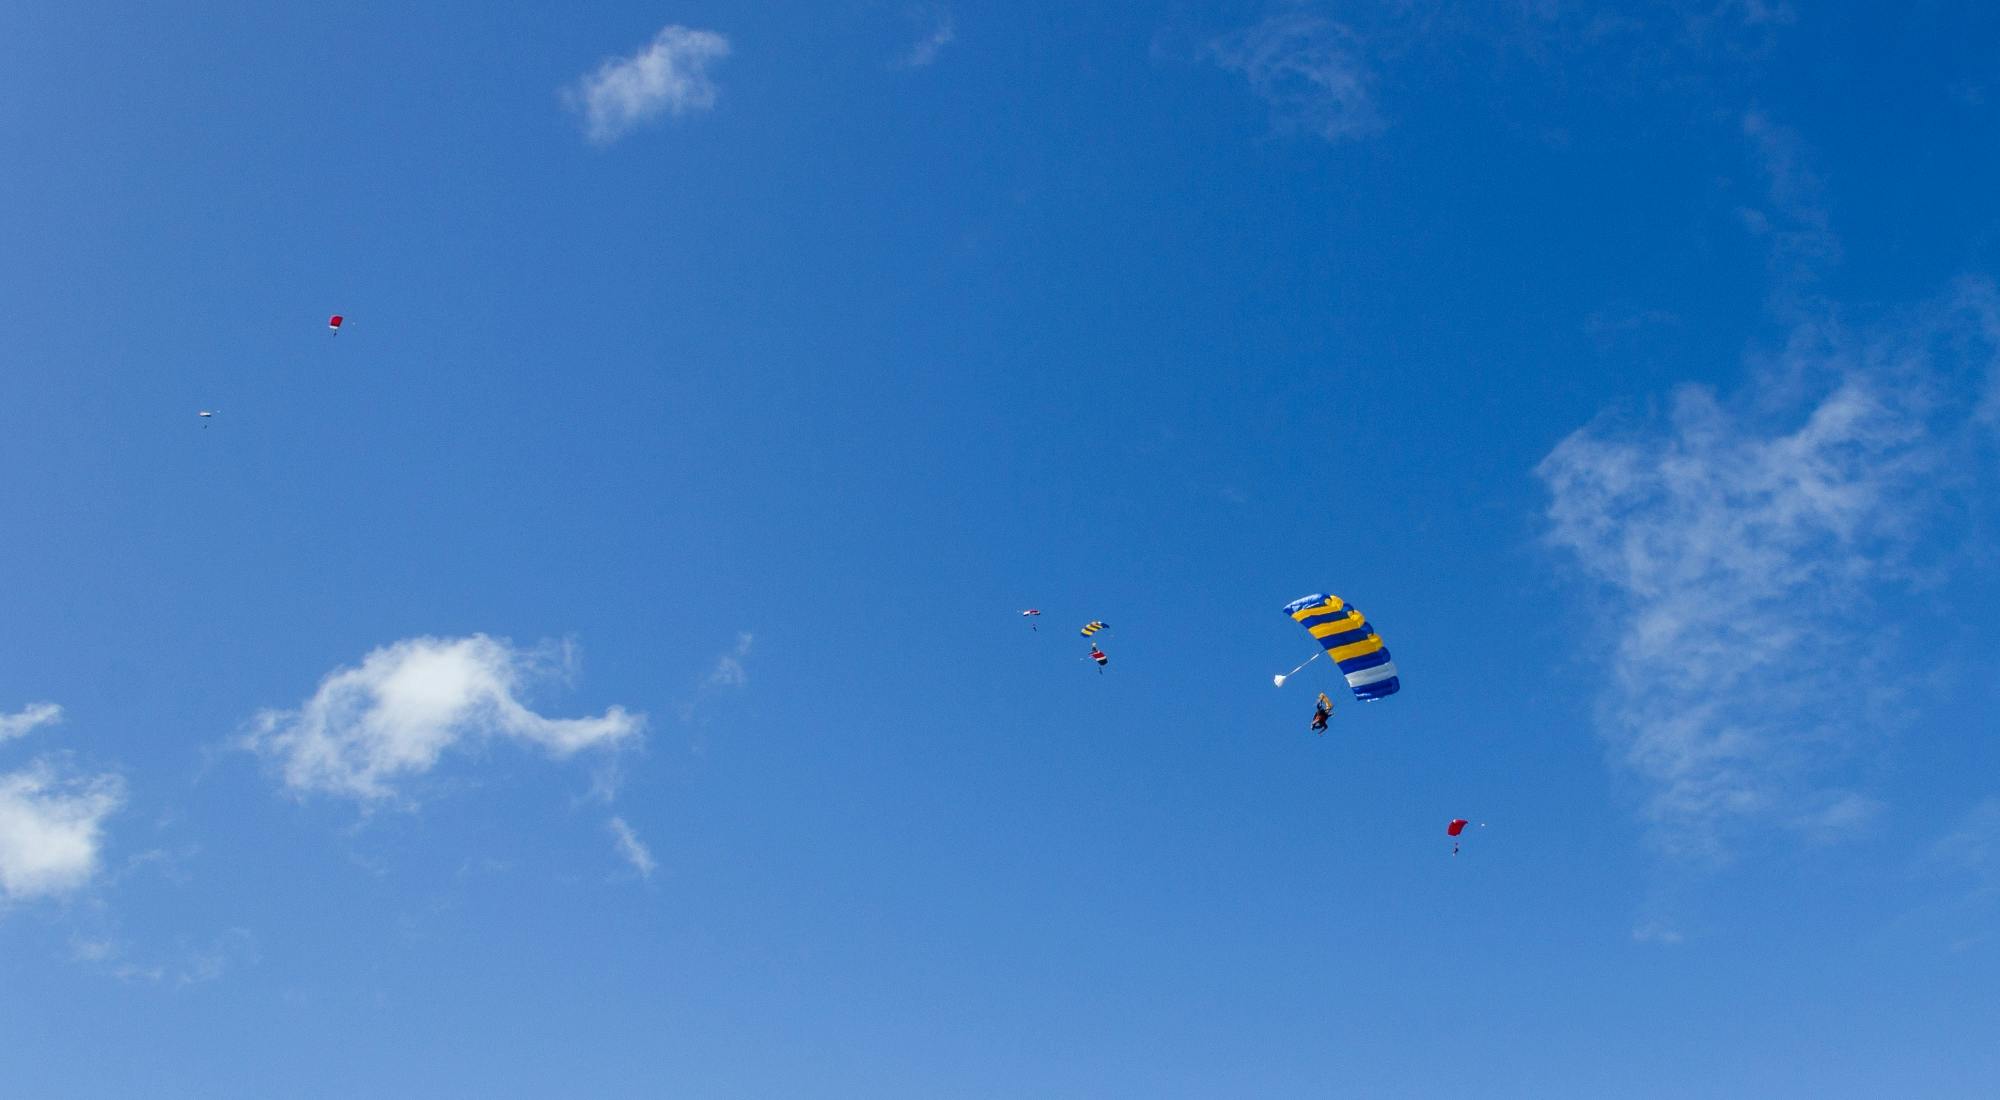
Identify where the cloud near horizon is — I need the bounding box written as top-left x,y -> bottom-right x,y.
244,635 -> 642,802
567,25 -> 731,145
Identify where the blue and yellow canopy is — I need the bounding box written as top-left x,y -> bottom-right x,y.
1283,593 -> 1400,702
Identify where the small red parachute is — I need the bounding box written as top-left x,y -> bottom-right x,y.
328,314 -> 344,335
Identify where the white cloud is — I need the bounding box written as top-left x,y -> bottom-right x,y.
708,632 -> 754,688
896,7 -> 955,69
0,759 -> 124,901
1538,287 -> 2000,859
567,25 -> 731,144
244,635 -> 642,802
0,702 -> 62,743
608,816 -> 656,878
1206,13 -> 1382,143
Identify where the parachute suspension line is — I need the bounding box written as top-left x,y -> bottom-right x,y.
1272,650 -> 1321,687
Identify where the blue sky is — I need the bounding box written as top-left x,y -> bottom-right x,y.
3,2 -> 1999,1096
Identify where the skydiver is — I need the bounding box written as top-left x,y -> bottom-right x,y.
1310,693 -> 1332,733
1089,646 -> 1107,672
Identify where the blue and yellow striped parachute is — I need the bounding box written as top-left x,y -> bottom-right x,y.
1283,594 -> 1400,702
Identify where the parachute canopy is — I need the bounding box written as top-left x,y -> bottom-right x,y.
1079,621 -> 1108,638
328,314 -> 344,332
1283,593 -> 1400,701
1447,819 -> 1468,837
1021,609 -> 1041,617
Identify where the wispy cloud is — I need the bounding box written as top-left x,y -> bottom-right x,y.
1920,797 -> 2000,890
244,635 -> 642,802
608,816 -> 656,878
566,25 -> 731,145
1538,286 -> 2000,859
1206,13 -> 1382,143
677,632 -> 757,727
1722,0 -> 1796,29
0,758 -> 124,901
72,928 -> 257,985
0,702 -> 62,743
1904,796 -> 2000,949
895,6 -> 955,69
1739,111 -> 1840,290
707,632 -> 754,689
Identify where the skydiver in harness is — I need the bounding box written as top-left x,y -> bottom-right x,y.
1310,692 -> 1333,733
1088,645 -> 1108,672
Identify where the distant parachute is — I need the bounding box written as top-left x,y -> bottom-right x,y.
1282,594 -> 1400,702
1021,609 -> 1041,631
1448,817 -> 1472,855
1079,621 -> 1109,638
328,314 -> 344,335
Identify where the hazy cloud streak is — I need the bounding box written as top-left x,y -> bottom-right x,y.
1538,286 -> 2000,859
0,702 -> 62,744
897,7 -> 955,68
708,632 -> 754,689
609,816 -> 656,878
1206,13 -> 1382,143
